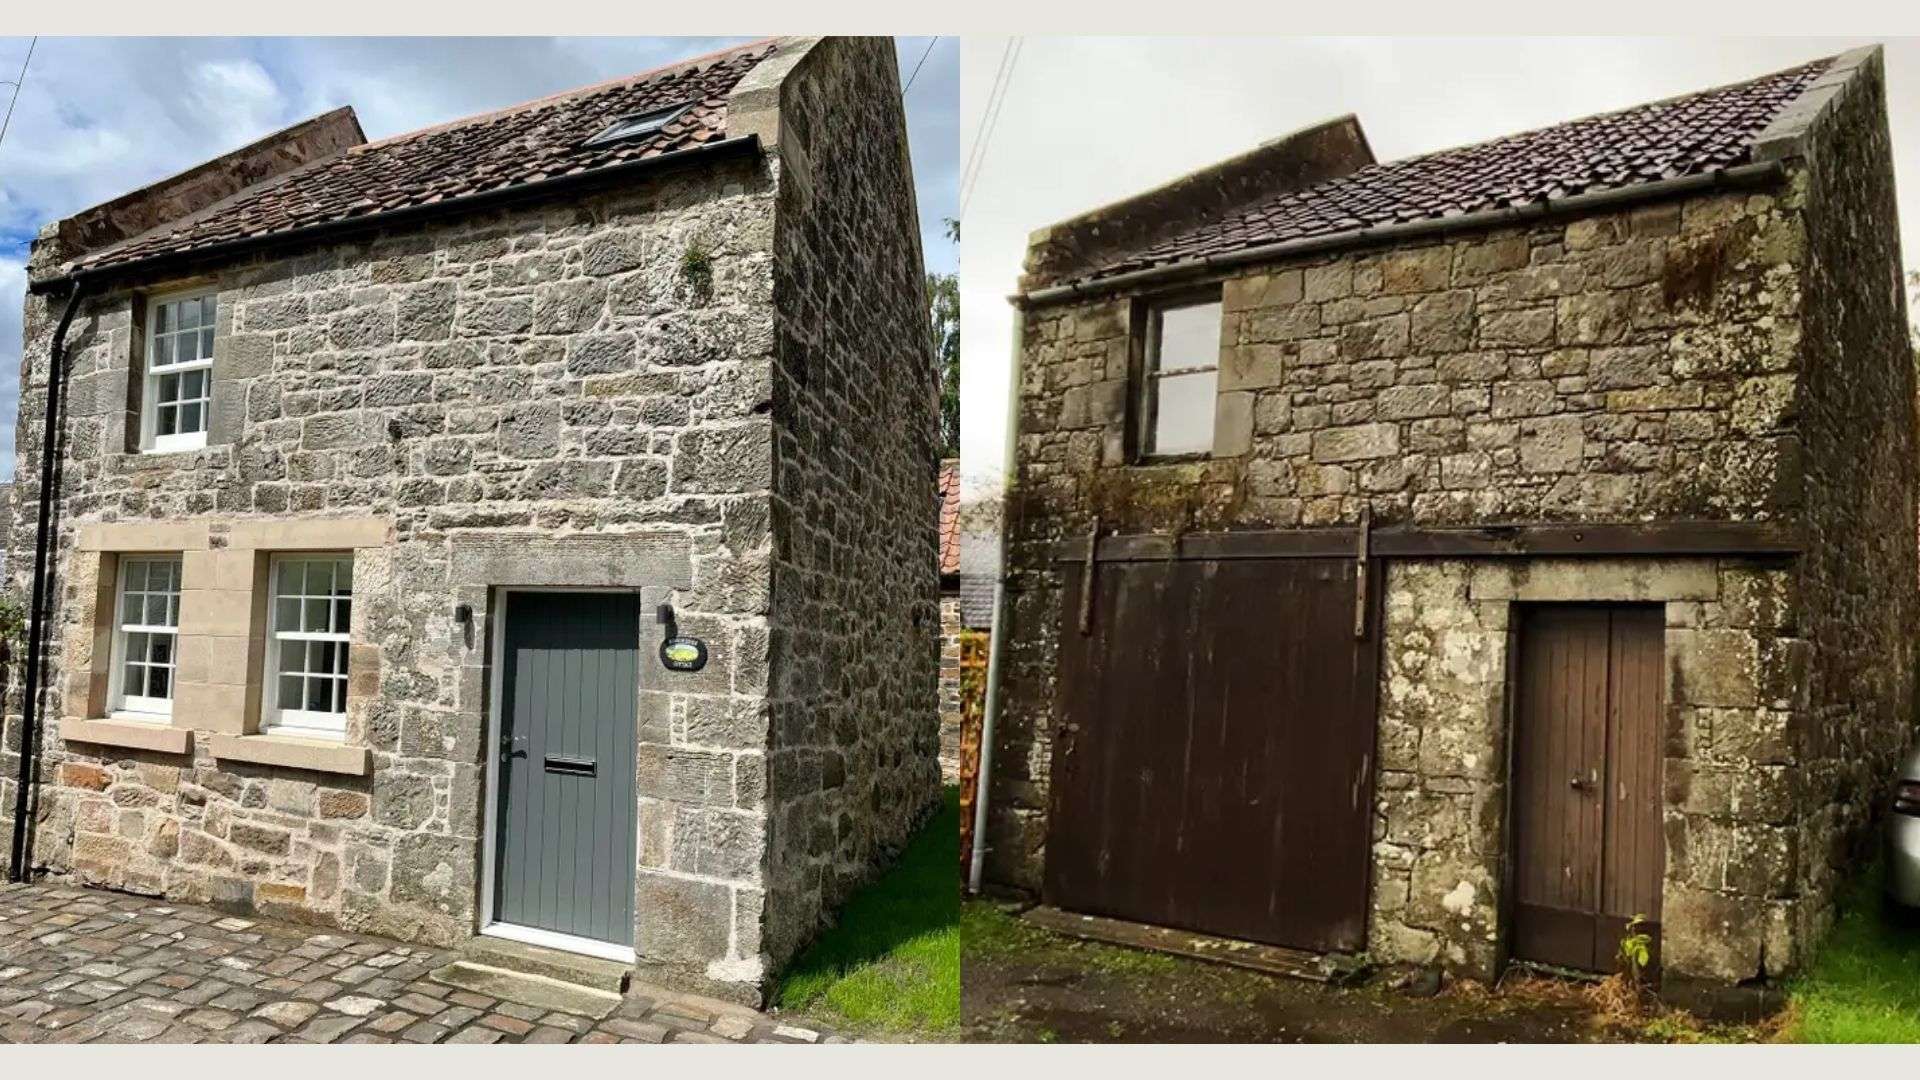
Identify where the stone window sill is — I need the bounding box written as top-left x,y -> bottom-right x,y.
109,445 -> 231,475
209,732 -> 371,776
63,717 -> 193,755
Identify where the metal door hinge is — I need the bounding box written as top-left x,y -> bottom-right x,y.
1353,505 -> 1372,640
1078,516 -> 1101,636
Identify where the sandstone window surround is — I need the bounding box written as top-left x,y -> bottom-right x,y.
1135,290 -> 1223,460
140,290 -> 217,454
64,517 -> 390,775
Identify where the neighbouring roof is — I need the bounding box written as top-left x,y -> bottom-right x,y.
70,39 -> 780,275
938,459 -> 960,581
1073,55 -> 1833,284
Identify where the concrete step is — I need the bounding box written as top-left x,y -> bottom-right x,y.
459,934 -> 632,996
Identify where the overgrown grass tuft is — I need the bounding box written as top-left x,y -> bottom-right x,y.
775,786 -> 960,1040
1785,861 -> 1920,1043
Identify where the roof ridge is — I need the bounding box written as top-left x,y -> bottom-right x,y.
1352,52 -> 1837,180
352,37 -> 779,154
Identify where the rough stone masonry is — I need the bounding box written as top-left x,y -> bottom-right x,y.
984,47 -> 1915,985
2,36 -> 940,1006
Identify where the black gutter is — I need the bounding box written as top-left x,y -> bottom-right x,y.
28,134 -> 763,295
8,278 -> 92,883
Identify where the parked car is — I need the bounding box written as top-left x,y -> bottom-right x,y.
1886,743 -> 1920,910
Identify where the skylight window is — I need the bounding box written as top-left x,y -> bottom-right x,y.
585,102 -> 695,147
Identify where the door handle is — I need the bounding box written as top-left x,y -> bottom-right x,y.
1570,769 -> 1596,792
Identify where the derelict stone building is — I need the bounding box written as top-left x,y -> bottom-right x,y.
2,36 -> 940,1004
982,47 -> 1914,987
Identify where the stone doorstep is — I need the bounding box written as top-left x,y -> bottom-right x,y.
458,934 -> 632,996
427,962 -> 622,1022
1019,905 -> 1371,985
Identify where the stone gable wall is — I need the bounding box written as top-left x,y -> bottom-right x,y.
3,152 -> 789,1001
1780,50 -> 1917,976
760,36 -> 942,972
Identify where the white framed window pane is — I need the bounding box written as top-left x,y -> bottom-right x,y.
1152,370 -> 1219,457
1157,302 -> 1223,373
114,557 -> 180,715
144,294 -> 214,452
267,555 -> 353,731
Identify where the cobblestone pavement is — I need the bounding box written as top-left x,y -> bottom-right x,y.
0,883 -> 839,1044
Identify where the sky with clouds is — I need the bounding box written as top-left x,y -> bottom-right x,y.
958,36 -> 1920,496
0,35 -> 958,479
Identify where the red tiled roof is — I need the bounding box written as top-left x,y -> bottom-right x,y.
73,39 -> 780,273
1076,57 -> 1831,284
938,459 -> 960,578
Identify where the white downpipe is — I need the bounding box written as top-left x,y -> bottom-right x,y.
968,302 -> 1024,894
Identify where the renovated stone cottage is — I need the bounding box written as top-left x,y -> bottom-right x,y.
981,47 -> 1914,988
1,36 -> 941,1004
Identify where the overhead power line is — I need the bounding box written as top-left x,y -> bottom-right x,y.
904,36 -> 939,95
959,36 -> 1021,219
0,36 -> 37,155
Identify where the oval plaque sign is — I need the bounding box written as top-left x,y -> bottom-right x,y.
660,636 -> 708,672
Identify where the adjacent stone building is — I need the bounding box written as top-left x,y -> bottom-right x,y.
2,36 -> 941,1004
983,47 -> 1914,987
938,458 -> 962,781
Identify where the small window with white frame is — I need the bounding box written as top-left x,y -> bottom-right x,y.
110,556 -> 182,720
264,554 -> 353,738
143,291 -> 216,453
1138,294 -> 1224,459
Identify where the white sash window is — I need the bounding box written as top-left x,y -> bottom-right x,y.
264,554 -> 354,738
143,292 -> 216,453
110,557 -> 182,719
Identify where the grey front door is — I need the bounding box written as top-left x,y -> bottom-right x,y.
493,590 -> 640,948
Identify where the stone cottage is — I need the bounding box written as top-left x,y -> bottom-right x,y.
981,47 -> 1914,989
1,36 -> 941,1005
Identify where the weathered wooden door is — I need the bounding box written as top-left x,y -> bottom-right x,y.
493,591 -> 640,949
1510,604 -> 1665,972
1047,557 -> 1379,953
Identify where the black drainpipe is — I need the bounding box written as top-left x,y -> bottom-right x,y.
8,277 -> 92,884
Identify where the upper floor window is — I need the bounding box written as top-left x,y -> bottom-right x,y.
144,292 -> 216,453
111,556 -> 181,720
1139,295 -> 1223,459
265,554 -> 353,738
